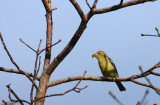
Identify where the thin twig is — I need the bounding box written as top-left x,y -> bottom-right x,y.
0,67 -> 40,80
151,71 -> 160,76
155,27 -> 160,36
38,39 -> 61,55
2,100 -> 8,105
0,33 -> 37,89
141,27 -> 160,37
85,0 -> 91,9
69,0 -> 84,19
36,56 -> 41,75
34,71 -> 88,102
139,65 -> 153,85
141,34 -> 160,37
140,89 -> 149,105
30,39 -> 42,104
0,33 -> 20,70
131,77 -> 160,95
6,84 -> 31,105
109,91 -> 124,105
42,0 -> 56,12
20,38 -> 37,53
139,65 -> 160,95
93,0 -> 154,14
48,61 -> 160,87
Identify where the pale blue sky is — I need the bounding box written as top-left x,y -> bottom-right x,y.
0,0 -> 160,105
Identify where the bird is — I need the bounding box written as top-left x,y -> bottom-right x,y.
92,51 -> 126,91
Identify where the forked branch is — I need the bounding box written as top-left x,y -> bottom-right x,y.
141,27 -> 160,37
6,84 -> 30,105
0,33 -> 38,89
33,71 -> 88,102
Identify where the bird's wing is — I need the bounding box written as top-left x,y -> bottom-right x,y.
107,56 -> 119,77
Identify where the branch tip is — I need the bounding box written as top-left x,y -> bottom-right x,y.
52,7 -> 57,11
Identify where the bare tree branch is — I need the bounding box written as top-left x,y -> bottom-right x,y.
109,91 -> 124,105
0,33 -> 20,70
93,0 -> 155,14
34,71 -> 87,102
36,56 -> 41,75
48,61 -> 160,87
139,66 -> 154,87
30,39 -> 42,104
0,67 -> 40,80
46,21 -> 88,75
139,65 -> 160,95
2,100 -> 8,105
141,34 -> 160,37
69,0 -> 84,19
155,27 -> 160,36
20,38 -> 37,53
85,0 -> 91,9
142,27 -> 160,37
38,39 -> 61,55
35,0 -> 54,104
131,77 -> 160,94
6,84 -> 30,105
151,71 -> 160,76
0,33 -> 38,89
42,0 -> 57,12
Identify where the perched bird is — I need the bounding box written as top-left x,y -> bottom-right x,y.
92,51 -> 126,91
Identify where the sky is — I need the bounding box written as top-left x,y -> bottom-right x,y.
0,0 -> 160,105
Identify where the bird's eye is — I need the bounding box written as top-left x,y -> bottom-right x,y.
98,53 -> 100,55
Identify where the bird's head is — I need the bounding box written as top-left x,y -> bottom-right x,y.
92,51 -> 107,60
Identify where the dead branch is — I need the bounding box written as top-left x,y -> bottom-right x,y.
93,0 -> 155,14
38,39 -> 61,55
36,56 -> 41,75
0,67 -> 40,80
69,0 -> 84,19
20,38 -> 37,53
131,78 -> 160,94
0,33 -> 38,89
109,91 -> 124,105
2,100 -> 8,105
6,84 -> 30,105
46,21 -> 88,75
48,61 -> 160,87
33,71 -> 87,102
151,71 -> 160,76
46,0 -> 156,77
34,0 -> 54,104
85,0 -> 91,9
141,27 -> 160,37
42,0 -> 57,12
30,39 -> 42,104
139,65 -> 160,95
0,33 -> 20,70
155,27 -> 160,35
141,34 -> 160,37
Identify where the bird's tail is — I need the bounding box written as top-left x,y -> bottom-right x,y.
115,81 -> 126,91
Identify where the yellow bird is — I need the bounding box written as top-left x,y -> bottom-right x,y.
92,51 -> 126,91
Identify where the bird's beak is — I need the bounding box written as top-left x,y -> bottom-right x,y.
92,54 -> 97,58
